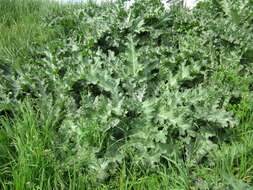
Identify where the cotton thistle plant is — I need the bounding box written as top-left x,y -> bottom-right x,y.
56,0 -> 202,10
162,0 -> 202,10
123,0 -> 201,10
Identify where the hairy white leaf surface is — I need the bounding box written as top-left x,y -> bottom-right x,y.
183,0 -> 201,9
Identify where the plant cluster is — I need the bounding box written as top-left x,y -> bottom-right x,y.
0,0 -> 253,188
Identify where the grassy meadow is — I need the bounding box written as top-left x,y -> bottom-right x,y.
0,0 -> 253,189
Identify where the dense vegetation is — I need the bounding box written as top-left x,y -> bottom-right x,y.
0,0 -> 253,189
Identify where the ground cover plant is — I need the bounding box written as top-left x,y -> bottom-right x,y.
0,0 -> 253,189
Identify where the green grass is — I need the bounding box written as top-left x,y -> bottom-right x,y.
0,0 -> 253,189
0,0 -> 56,81
0,101 -> 190,189
1,101 -> 252,189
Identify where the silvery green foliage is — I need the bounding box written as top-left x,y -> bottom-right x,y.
1,0 -> 252,178
55,0 -> 201,10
